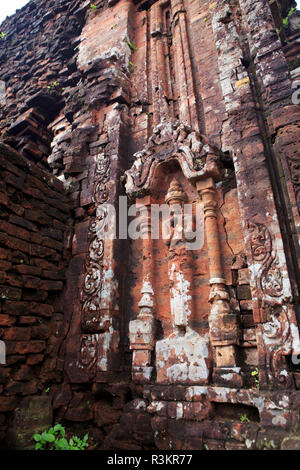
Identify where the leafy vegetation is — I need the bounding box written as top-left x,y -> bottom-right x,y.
90,3 -> 98,10
47,81 -> 65,92
0,32 -> 6,40
240,413 -> 250,423
47,81 -> 59,89
251,367 -> 259,389
126,39 -> 137,53
282,6 -> 296,29
33,424 -> 88,450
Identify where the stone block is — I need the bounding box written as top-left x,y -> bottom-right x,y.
281,436 -> 300,450
6,396 -> 52,449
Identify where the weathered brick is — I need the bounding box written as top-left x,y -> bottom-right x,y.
3,327 -> 31,341
14,265 -> 42,276
0,396 -> 18,412
236,285 -> 252,301
0,314 -> 16,326
40,280 -> 63,291
3,301 -> 29,315
0,286 -> 22,301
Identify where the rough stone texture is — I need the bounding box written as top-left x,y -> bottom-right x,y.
5,396 -> 53,450
0,143 -> 71,445
0,0 -> 300,451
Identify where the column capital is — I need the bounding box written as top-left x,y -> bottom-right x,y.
195,177 -> 216,193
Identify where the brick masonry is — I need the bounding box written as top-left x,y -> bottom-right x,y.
0,0 -> 300,451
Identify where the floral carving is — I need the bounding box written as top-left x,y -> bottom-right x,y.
80,152 -> 111,334
261,307 -> 294,388
247,220 -> 283,301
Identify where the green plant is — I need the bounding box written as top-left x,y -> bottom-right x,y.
126,39 -> 137,53
0,32 -> 6,39
252,367 -> 259,389
129,61 -> 136,73
47,81 -> 65,92
33,424 -> 88,450
90,3 -> 98,10
47,81 -> 59,89
276,27 -> 282,40
282,7 -> 296,29
240,413 -> 250,423
45,387 -> 50,394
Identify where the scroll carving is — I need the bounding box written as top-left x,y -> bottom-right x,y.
247,220 -> 297,387
260,307 -> 294,388
79,334 -> 98,370
80,152 -> 111,338
247,220 -> 283,303
287,156 -> 300,212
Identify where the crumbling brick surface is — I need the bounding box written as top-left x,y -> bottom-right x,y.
0,0 -> 300,451
0,143 -> 72,445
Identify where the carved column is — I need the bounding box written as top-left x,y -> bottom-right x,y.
196,176 -> 242,387
129,196 -> 155,383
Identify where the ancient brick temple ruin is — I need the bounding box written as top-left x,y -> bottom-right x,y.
0,0 -> 300,451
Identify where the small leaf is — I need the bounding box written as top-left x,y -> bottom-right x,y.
55,438 -> 69,450
33,434 -> 41,442
44,433 -> 55,442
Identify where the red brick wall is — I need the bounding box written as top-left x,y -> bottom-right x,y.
0,143 -> 72,444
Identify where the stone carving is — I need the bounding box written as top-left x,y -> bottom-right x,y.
208,284 -> 240,346
124,119 -> 222,196
247,220 -> 283,303
164,179 -> 190,330
260,306 -> 294,389
287,156 -> 300,212
93,152 -> 110,204
80,152 -> 111,334
79,334 -> 98,370
247,220 -> 297,388
155,178 -> 211,384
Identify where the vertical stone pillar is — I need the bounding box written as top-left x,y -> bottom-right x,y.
211,0 -> 300,389
129,196 -> 155,383
239,0 -> 300,264
150,3 -> 170,125
196,176 -> 242,387
171,0 -> 199,130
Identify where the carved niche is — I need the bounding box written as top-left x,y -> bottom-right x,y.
124,119 -> 226,384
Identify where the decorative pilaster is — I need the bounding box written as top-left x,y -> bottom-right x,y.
196,177 -> 242,387
129,196 -> 155,383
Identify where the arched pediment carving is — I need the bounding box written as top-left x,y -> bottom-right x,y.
124,119 -> 224,197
